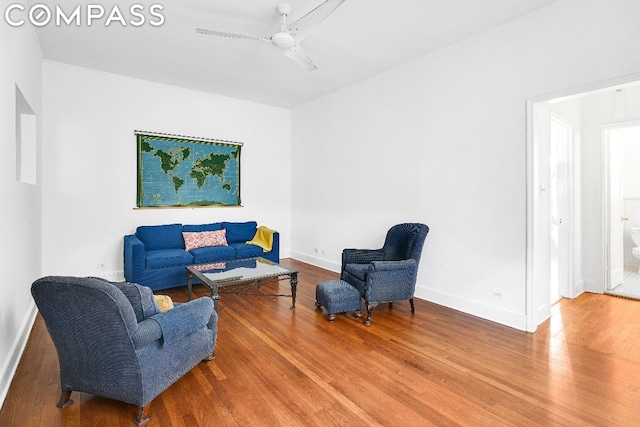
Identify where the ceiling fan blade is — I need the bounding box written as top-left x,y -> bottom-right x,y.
288,0 -> 346,42
284,44 -> 318,71
195,28 -> 269,42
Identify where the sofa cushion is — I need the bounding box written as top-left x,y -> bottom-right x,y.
136,224 -> 183,250
182,222 -> 223,232
190,245 -> 236,264
223,221 -> 257,243
146,249 -> 193,269
230,242 -> 263,259
183,230 -> 228,251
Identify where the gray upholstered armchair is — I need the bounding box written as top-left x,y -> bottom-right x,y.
341,223 -> 429,325
31,276 -> 218,426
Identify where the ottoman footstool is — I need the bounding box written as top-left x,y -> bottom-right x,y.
315,280 -> 362,321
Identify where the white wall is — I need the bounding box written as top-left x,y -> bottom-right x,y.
42,62 -> 291,280
290,0 -> 640,330
0,12 -> 43,406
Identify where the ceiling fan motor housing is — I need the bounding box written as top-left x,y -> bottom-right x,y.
272,32 -> 296,49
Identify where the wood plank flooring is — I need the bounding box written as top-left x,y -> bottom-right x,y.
2,259 -> 640,426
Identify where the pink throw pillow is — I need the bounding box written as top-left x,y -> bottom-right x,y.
183,230 -> 228,251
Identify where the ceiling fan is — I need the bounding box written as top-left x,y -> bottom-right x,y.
196,0 -> 346,71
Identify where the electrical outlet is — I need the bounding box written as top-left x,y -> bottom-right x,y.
96,263 -> 105,269
492,290 -> 504,300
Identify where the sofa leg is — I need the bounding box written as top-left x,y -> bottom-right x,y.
354,309 -> 362,318
409,298 -> 415,313
134,405 -> 150,426
328,313 -> 336,322
202,352 -> 215,362
57,390 -> 73,408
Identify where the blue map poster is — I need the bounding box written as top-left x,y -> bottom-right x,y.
136,131 -> 242,208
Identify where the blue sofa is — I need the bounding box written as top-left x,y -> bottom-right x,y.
124,221 -> 279,291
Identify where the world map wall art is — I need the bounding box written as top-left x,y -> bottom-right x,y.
136,131 -> 242,208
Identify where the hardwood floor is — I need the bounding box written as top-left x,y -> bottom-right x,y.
2,259 -> 640,426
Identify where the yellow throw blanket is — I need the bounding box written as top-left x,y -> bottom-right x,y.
247,225 -> 275,251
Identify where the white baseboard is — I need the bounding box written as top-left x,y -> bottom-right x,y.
290,251 -> 341,273
0,300 -> 38,410
583,279 -> 602,294
573,279 -> 585,298
288,256 -> 527,331
536,302 -> 551,327
416,285 -> 527,331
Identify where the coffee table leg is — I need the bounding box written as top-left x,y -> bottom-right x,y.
211,284 -> 220,311
187,271 -> 193,301
290,272 -> 298,310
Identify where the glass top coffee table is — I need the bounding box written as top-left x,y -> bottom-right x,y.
186,257 -> 299,311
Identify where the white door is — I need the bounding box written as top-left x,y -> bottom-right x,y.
607,131 -> 625,290
527,103 -> 575,331
550,117 -> 570,304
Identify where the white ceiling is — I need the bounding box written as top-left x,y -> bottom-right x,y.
30,0 -> 562,108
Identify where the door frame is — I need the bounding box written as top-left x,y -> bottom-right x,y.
525,101 -> 575,332
602,121 -> 640,291
525,72 -> 640,333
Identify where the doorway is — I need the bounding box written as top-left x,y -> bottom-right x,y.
605,124 -> 640,300
526,74 -> 640,332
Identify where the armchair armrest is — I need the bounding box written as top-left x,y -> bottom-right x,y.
370,259 -> 416,272
149,297 -> 215,346
342,249 -> 384,266
366,259 -> 417,302
131,318 -> 163,349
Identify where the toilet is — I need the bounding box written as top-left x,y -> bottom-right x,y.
630,227 -> 640,273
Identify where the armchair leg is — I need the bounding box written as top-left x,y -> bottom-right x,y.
409,298 -> 415,313
365,303 -> 377,326
134,405 -> 150,426
57,390 -> 73,408
365,308 -> 372,326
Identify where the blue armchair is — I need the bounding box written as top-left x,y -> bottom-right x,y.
31,276 -> 218,426
341,223 -> 429,325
